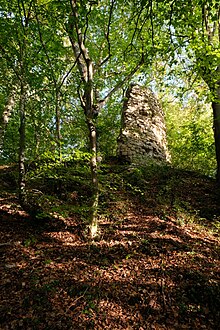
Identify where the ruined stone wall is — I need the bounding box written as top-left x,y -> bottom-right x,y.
117,84 -> 170,163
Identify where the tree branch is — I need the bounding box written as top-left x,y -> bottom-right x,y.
150,0 -> 154,46
35,8 -> 57,88
69,0 -> 90,74
83,4 -> 92,44
169,0 -> 175,45
58,59 -> 78,89
99,56 -> 145,106
104,0 -> 115,62
0,45 -> 21,82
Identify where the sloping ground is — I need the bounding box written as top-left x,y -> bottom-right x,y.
0,163 -> 220,330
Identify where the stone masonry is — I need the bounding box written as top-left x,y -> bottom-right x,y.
117,84 -> 170,163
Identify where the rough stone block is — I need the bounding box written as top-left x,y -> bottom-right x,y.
117,84 -> 170,163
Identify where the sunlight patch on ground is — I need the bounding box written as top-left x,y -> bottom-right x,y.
44,231 -> 79,244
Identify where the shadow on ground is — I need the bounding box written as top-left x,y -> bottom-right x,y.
0,164 -> 220,329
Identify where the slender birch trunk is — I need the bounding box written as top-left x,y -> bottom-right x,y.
87,117 -> 99,237
68,0 -> 99,238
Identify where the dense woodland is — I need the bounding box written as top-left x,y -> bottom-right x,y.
0,0 -> 220,329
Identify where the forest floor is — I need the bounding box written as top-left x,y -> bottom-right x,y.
0,161 -> 220,330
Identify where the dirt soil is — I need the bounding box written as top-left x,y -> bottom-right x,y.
0,165 -> 220,330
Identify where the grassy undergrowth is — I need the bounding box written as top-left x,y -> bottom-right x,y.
7,158 -> 218,235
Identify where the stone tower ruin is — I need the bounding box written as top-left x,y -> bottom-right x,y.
117,84 -> 170,163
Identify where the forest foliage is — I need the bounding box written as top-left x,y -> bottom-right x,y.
0,0 -> 220,236
0,2 -> 220,328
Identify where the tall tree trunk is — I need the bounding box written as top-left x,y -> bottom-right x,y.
68,0 -> 100,238
0,91 -> 16,152
87,117 -> 99,238
212,82 -> 220,183
200,61 -> 220,184
18,81 -> 27,206
84,60 -> 99,238
55,89 -> 62,161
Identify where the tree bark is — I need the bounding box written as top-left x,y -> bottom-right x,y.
18,81 -> 27,206
212,82 -> 220,183
87,117 -> 99,238
200,61 -> 220,184
0,91 -> 16,153
55,89 -> 62,161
